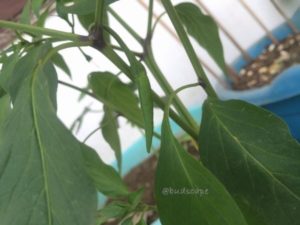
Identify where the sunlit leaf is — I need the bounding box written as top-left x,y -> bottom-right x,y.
155,105 -> 248,225
175,2 -> 226,72
199,98 -> 300,225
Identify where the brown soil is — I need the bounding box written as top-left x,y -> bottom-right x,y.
105,140 -> 199,225
233,33 -> 300,90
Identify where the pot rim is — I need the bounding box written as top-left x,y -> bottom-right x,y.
216,8 -> 300,106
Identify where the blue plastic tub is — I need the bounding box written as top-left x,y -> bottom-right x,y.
216,9 -> 300,140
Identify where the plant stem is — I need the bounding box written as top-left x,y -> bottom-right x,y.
144,48 -> 198,130
108,8 -> 144,45
110,44 -> 143,57
165,82 -> 200,121
107,9 -> 199,132
58,80 -> 97,100
0,20 -> 83,41
95,0 -> 106,28
160,0 -> 217,98
100,46 -> 198,140
147,0 -> 154,37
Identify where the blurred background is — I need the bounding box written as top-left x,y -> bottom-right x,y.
1,0 -> 299,163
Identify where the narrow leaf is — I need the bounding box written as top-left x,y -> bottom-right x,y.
199,98 -> 300,225
155,109 -> 248,225
51,52 -> 72,78
57,0 -> 118,15
20,0 -> 32,24
175,2 -> 226,72
134,63 -> 153,152
101,105 -> 122,172
89,72 -> 144,127
81,143 -> 129,197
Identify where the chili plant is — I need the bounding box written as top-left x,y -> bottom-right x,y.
0,0 -> 299,225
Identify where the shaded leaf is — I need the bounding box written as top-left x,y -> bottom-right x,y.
20,0 -> 44,24
121,217 -> 134,225
57,0 -> 118,15
134,63 -> 153,152
0,95 -> 10,127
175,2 -> 226,72
81,143 -> 129,197
101,105 -> 122,172
199,98 -> 300,225
20,0 -> 32,24
51,52 -> 71,78
105,27 -> 154,152
89,72 -> 144,127
0,44 -> 57,106
99,201 -> 129,221
155,106 -> 248,225
0,63 -> 97,225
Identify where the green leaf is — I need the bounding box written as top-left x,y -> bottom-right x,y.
199,98 -> 300,225
155,107 -> 248,225
175,2 -> 226,72
137,219 -> 147,225
0,63 -> 97,225
51,52 -> 72,78
0,44 -> 56,104
99,201 -> 129,220
20,0 -> 32,24
0,95 -> 10,127
105,27 -> 154,152
81,143 -> 129,197
101,105 -> 122,172
89,72 -> 144,127
32,0 -> 45,15
121,217 -> 134,225
56,0 -> 118,15
134,63 -> 153,152
20,0 -> 44,24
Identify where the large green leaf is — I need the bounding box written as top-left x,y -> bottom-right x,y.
0,44 -> 57,107
199,98 -> 300,225
0,55 -> 97,225
0,95 -> 10,127
155,109 -> 248,225
101,105 -> 122,172
81,143 -> 129,197
89,72 -> 144,127
175,2 -> 226,72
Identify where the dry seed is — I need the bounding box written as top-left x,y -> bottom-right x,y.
260,75 -> 270,82
247,80 -> 257,87
246,70 -> 254,77
239,69 -> 246,75
258,67 -> 268,74
268,43 -> 276,51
